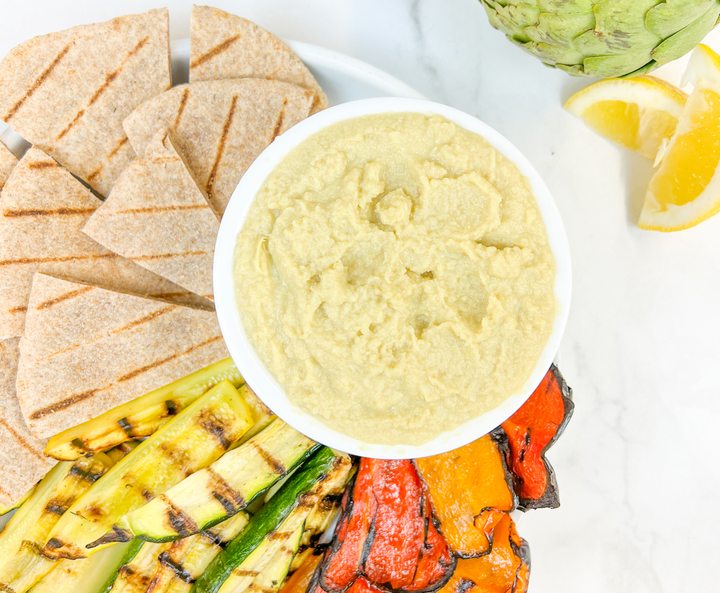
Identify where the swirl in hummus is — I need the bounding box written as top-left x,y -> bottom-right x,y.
234,113 -> 556,446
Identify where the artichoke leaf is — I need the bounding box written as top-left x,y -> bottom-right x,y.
651,4 -> 720,64
573,0 -> 661,56
522,39 -> 586,66
524,12 -> 595,49
536,0 -> 595,14
645,0 -> 720,39
583,50 -> 657,78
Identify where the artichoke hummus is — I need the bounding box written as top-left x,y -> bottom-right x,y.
234,113 -> 556,446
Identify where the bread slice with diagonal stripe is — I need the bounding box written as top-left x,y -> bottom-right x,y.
123,79 -> 314,215
0,337 -> 55,507
0,147 -> 212,342
83,130 -> 219,300
0,141 -> 17,193
190,5 -> 328,114
0,8 -> 171,197
16,273 -> 230,439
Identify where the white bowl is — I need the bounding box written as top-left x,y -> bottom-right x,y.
214,97 -> 572,459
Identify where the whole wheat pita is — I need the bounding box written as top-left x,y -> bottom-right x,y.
190,5 -> 328,114
83,130 -> 219,300
123,78 -> 314,214
0,147 -> 211,341
0,337 -> 55,506
16,273 -> 230,439
0,9 -> 171,197
0,141 -> 17,193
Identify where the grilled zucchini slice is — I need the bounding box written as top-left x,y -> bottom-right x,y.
29,540 -> 134,593
149,511 -> 250,593
43,380 -> 254,560
218,520 -> 305,593
128,420 -> 320,542
0,454 -> 112,589
44,359 -> 271,461
192,447 -> 352,593
107,539 -> 172,593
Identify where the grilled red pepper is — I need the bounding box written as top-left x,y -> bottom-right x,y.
501,364 -> 574,510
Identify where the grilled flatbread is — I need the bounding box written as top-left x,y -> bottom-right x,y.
0,337 -> 55,507
190,5 -> 328,114
16,273 -> 229,439
83,130 -> 219,300
0,141 -> 17,193
0,8 -> 171,197
123,79 -> 314,214
0,147 -> 211,341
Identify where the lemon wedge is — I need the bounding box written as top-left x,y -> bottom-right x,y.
639,45 -> 720,232
564,76 -> 687,160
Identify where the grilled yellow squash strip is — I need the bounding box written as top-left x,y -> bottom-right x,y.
0,453 -> 113,589
42,380 -> 253,561
44,359 -> 272,461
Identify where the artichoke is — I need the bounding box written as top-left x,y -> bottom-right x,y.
480,0 -> 720,78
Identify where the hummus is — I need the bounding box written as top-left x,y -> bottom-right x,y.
234,113 -> 556,446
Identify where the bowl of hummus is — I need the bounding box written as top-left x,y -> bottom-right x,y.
214,97 -> 571,459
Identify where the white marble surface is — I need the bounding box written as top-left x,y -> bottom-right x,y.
2,1 -> 719,591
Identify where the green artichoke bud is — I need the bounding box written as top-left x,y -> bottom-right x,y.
480,0 -> 720,78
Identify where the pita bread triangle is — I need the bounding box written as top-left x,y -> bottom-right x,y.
0,140 -> 18,193
0,8 -> 171,197
123,78 -> 314,215
83,130 -> 220,300
190,5 -> 328,115
16,273 -> 230,439
0,147 -> 212,341
0,337 -> 55,506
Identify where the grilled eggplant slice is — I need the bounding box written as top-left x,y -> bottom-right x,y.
44,359 -> 271,461
43,380 -> 254,560
414,432 -> 517,558
149,511 -> 250,593
128,420 -> 320,542
192,447 -> 351,593
0,454 -> 112,589
501,364 -> 574,511
29,540 -> 134,593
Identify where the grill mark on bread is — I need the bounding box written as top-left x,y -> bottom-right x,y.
4,207 -> 96,217
29,389 -> 97,420
4,43 -> 73,121
271,100 -> 288,142
88,138 -> 130,181
132,250 -> 210,261
9,305 -> 27,314
35,286 -> 94,310
40,306 -> 176,362
251,441 -> 286,475
27,160 -> 59,170
206,94 -> 238,203
0,416 -> 46,461
116,204 -> 210,214
117,335 -> 223,383
56,37 -> 149,141
191,35 -> 240,68
0,253 -> 119,267
174,88 -> 190,128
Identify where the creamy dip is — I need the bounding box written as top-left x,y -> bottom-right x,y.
234,113 -> 556,446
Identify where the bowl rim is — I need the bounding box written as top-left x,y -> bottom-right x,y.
214,97 -> 572,459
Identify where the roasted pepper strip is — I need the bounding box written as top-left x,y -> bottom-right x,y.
501,364 -> 574,510
414,432 -> 517,558
436,514 -> 529,593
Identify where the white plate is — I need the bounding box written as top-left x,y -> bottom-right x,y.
0,38 -> 427,153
